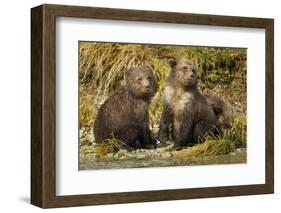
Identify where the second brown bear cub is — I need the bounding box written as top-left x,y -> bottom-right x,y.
94,66 -> 158,150
158,58 -> 219,150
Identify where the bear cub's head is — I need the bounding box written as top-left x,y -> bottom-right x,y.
169,58 -> 197,88
126,66 -> 157,100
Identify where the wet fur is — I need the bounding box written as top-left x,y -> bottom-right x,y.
94,66 -> 157,150
205,94 -> 233,130
158,59 -> 218,150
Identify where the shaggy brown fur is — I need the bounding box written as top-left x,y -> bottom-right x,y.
205,94 -> 233,131
158,58 -> 219,150
94,66 -> 158,150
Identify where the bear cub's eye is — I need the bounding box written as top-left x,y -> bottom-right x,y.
182,66 -> 188,70
137,77 -> 143,81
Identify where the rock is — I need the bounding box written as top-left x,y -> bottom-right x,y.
79,129 -> 84,138
136,153 -> 147,160
160,152 -> 172,158
114,150 -> 128,159
85,132 -> 95,143
120,156 -> 129,160
105,153 -> 114,159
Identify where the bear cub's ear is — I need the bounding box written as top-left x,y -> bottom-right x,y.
168,58 -> 177,68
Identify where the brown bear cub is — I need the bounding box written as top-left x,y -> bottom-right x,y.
94,66 -> 158,150
158,58 -> 222,150
205,94 -> 233,132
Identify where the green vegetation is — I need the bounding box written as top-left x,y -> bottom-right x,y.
229,116 -> 247,148
79,42 -> 247,159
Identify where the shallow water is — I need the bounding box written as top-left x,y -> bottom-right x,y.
79,128 -> 246,170
79,148 -> 246,170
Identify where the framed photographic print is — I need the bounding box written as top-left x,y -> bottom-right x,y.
31,4 -> 274,208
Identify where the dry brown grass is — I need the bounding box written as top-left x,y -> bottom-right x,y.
174,139 -> 235,158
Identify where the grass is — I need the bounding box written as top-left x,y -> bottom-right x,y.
92,139 -> 121,155
90,135 -> 136,155
228,116 -> 247,148
79,42 -> 247,157
174,139 -> 235,158
173,116 -> 246,158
